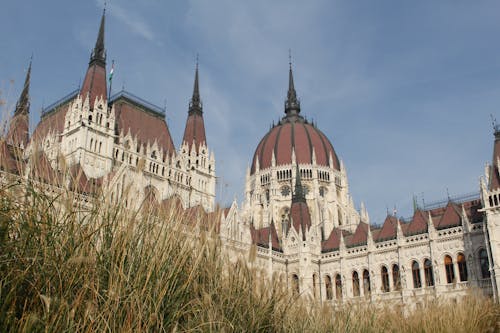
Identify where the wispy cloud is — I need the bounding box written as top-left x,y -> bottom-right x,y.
97,1 -> 155,42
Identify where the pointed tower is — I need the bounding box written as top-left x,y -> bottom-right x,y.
179,61 -> 215,212
6,59 -> 31,147
182,61 -> 207,153
80,10 -> 107,107
290,165 -> 312,240
481,123 -> 500,302
284,61 -> 301,119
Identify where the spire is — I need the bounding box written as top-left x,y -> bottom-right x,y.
182,59 -> 206,153
6,58 -> 31,147
284,51 -> 300,118
489,118 -> 500,190
80,10 -> 107,105
90,9 -> 106,66
189,57 -> 202,115
292,165 -> 305,203
15,57 -> 31,115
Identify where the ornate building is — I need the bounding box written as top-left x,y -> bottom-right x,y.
2,9 -> 500,308
1,10 -> 216,212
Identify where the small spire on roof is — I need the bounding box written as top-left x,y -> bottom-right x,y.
14,57 -> 31,115
90,9 -> 106,66
189,55 -> 202,115
284,50 -> 300,117
292,164 -> 305,203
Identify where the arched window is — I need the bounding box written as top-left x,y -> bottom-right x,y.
363,269 -> 371,296
325,275 -> 333,300
445,255 -> 455,283
479,249 -> 490,279
412,261 -> 421,288
457,253 -> 468,282
292,274 -> 300,295
381,266 -> 390,292
392,264 -> 401,291
335,274 -> 342,300
90,138 -> 93,150
424,259 -> 434,287
352,271 -> 360,297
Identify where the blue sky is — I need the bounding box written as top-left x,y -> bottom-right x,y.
1,1 -> 500,224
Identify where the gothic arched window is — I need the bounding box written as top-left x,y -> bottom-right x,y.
352,271 -> 360,297
335,274 -> 342,300
445,255 -> 455,284
392,264 -> 401,291
363,269 -> 371,296
325,275 -> 333,300
479,249 -> 490,279
457,253 -> 468,282
412,261 -> 421,288
424,259 -> 434,287
381,266 -> 390,292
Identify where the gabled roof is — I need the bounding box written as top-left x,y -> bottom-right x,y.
375,215 -> 398,242
0,140 -> 22,174
406,210 -> 428,236
29,152 -> 60,185
348,222 -> 368,247
250,222 -> 281,252
113,97 -> 176,156
290,201 -> 311,241
321,228 -> 342,252
435,201 -> 462,229
68,164 -> 102,195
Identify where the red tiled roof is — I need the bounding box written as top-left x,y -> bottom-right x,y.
290,201 -> 312,240
348,222 -> 368,247
68,164 -> 102,195
6,113 -> 29,148
250,222 -> 281,252
322,228 -> 342,252
32,104 -> 69,143
0,140 -> 22,174
114,98 -> 176,156
29,152 -> 60,185
80,62 -> 107,109
251,120 -> 340,174
406,210 -> 428,235
182,113 -> 206,153
435,202 -> 462,229
376,215 -> 398,241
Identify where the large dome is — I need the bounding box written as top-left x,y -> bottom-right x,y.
251,117 -> 340,174
251,65 -> 340,175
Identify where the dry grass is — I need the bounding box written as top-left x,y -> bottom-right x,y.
0,179 -> 499,332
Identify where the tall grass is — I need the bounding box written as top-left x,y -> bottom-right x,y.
0,178 -> 499,332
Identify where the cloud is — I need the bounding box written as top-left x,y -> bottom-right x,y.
97,1 -> 155,42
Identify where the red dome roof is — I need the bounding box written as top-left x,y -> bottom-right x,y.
251,118 -> 340,174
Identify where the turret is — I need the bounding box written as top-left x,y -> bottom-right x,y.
182,60 -> 207,153
80,9 -> 107,107
6,59 -> 31,147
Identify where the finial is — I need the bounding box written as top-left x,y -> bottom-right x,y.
288,49 -> 292,69
196,53 -> 199,70
446,187 -> 450,201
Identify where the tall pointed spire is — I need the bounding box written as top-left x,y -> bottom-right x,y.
6,58 -> 31,147
284,51 -> 300,117
182,58 -> 206,153
15,57 -> 31,116
80,9 -> 107,105
292,164 -> 305,203
90,9 -> 106,66
189,57 -> 202,115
